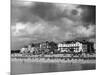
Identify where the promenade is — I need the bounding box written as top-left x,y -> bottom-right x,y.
11,54 -> 96,64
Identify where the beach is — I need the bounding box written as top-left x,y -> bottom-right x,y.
11,61 -> 95,75
11,54 -> 96,75
11,54 -> 96,64
11,57 -> 96,64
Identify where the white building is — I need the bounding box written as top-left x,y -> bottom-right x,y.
20,44 -> 36,54
30,47 -> 35,53
27,45 -> 31,51
20,47 -> 27,53
58,41 -> 86,53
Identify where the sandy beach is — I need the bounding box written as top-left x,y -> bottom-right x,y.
11,57 -> 96,64
11,61 -> 96,75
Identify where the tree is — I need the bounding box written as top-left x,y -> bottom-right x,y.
49,41 -> 58,54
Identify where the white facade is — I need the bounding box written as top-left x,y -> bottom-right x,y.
20,45 -> 36,53
28,45 -> 31,51
20,47 -> 27,53
58,42 -> 84,53
30,47 -> 35,53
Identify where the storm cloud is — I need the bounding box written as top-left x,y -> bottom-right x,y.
11,0 -> 96,50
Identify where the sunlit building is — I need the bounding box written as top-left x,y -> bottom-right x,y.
39,41 -> 50,54
20,47 -> 28,53
58,41 -> 88,53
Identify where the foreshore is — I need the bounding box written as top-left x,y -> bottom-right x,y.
11,53 -> 96,64
11,55 -> 96,75
11,57 -> 96,64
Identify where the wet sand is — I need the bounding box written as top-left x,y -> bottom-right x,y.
11,57 -> 96,64
11,55 -> 96,75
11,61 -> 96,75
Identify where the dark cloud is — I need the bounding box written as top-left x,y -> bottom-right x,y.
29,2 -> 64,21
78,5 -> 96,25
11,1 -> 40,24
29,2 -> 82,22
11,1 -> 96,50
12,1 -> 96,24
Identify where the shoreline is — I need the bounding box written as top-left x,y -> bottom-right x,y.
11,58 -> 96,64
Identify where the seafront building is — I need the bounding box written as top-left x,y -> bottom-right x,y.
19,40 -> 95,54
20,47 -> 28,53
58,41 -> 83,53
39,41 -> 51,53
57,40 -> 94,53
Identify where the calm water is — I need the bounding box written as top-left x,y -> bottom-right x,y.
11,62 -> 95,75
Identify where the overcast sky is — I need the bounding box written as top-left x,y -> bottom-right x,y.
11,0 -> 96,50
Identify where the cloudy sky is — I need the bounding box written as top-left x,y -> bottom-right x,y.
11,0 -> 96,50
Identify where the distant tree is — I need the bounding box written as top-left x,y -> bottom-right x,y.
49,41 -> 58,54
15,50 -> 20,53
11,50 -> 15,54
11,50 -> 20,54
87,42 -> 95,53
31,43 -> 35,47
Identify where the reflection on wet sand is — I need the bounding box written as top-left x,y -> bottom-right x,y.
11,62 -> 95,75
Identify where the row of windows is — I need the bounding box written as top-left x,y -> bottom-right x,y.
59,48 -> 79,51
60,49 -> 81,52
58,46 -> 79,48
58,44 -> 82,47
